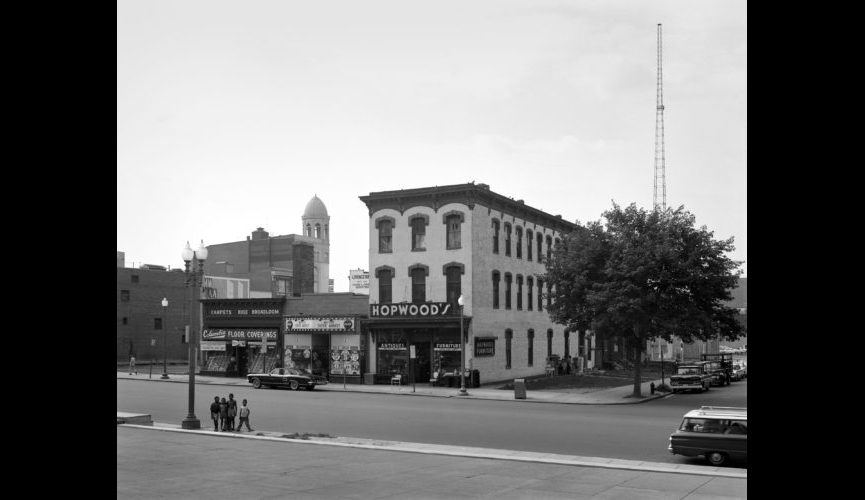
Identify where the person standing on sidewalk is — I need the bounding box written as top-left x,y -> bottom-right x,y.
226,393 -> 238,431
218,397 -> 229,431
129,355 -> 137,375
209,397 -> 220,431
237,399 -> 253,432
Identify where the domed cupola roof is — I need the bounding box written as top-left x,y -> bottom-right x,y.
303,195 -> 329,218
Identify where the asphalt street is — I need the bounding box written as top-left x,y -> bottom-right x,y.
118,425 -> 747,499
117,378 -> 747,468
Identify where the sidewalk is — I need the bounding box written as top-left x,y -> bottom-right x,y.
117,371 -> 671,405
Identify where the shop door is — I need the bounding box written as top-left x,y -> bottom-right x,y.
413,342 -> 431,383
237,347 -> 248,376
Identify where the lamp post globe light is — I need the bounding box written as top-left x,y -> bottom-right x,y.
161,298 -> 169,379
457,294 -> 468,396
180,240 -> 208,430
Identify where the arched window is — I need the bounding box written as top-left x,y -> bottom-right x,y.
376,267 -> 393,303
504,273 -> 512,309
526,276 -> 533,310
375,217 -> 395,253
445,265 -> 462,306
546,235 -> 553,263
492,220 -> 500,254
315,224 -> 321,239
526,229 -> 533,261
409,265 -> 428,303
547,282 -> 553,309
515,226 -> 523,259
492,271 -> 500,309
536,233 -> 543,263
504,223 -> 512,257
547,329 -> 553,358
505,329 -> 513,369
527,329 -> 535,367
410,215 -> 427,251
515,274 -> 523,310
306,224 -> 312,237
443,211 -> 464,250
537,277 -> 543,312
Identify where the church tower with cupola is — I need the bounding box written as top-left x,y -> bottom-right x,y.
301,195 -> 331,293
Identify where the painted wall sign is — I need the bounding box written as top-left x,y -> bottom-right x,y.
201,329 -> 278,341
284,317 -> 355,331
474,339 -> 496,357
370,302 -> 454,318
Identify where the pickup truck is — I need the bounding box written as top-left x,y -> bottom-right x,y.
669,362 -> 713,393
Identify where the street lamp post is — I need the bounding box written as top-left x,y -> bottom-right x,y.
161,298 -> 169,379
457,294 -> 468,396
180,240 -> 208,430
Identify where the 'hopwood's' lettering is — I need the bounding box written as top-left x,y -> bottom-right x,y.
370,302 -> 453,318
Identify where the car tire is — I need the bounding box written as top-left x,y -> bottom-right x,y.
289,380 -> 299,391
252,378 -> 261,389
706,451 -> 726,466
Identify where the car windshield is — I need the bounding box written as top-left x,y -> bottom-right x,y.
677,367 -> 701,375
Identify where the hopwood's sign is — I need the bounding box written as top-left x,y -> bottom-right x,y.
201,328 -> 278,341
370,302 -> 454,318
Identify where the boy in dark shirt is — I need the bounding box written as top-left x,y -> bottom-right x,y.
209,396 -> 220,431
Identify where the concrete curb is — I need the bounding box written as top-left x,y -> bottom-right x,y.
117,373 -> 672,405
118,422 -> 746,479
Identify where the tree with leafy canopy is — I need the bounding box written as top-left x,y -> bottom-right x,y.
544,202 -> 745,397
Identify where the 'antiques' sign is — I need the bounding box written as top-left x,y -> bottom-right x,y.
370,302 -> 453,318
378,342 -> 406,351
474,339 -> 496,357
201,329 -> 278,341
284,317 -> 355,331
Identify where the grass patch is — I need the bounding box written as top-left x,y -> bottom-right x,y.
497,367 -> 670,392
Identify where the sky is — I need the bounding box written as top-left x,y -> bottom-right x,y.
117,0 -> 747,291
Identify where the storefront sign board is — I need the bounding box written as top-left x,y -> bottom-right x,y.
200,341 -> 226,351
434,342 -> 462,352
284,317 -> 355,331
201,329 -> 278,341
370,302 -> 454,318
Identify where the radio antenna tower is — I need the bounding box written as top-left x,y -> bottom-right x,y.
653,23 -> 667,211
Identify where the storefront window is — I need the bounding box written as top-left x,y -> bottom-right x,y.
433,342 -> 461,376
377,331 -> 408,376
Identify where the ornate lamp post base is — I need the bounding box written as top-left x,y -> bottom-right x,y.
458,386 -> 468,396
181,417 -> 201,429
160,373 -> 170,380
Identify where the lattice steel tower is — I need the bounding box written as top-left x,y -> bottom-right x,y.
654,23 -> 667,211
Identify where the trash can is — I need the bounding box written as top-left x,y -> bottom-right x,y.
514,378 -> 526,399
471,369 -> 480,388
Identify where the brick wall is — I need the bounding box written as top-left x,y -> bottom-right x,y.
117,268 -> 196,362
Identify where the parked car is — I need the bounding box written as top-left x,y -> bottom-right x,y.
669,406 -> 747,466
669,362 -> 713,393
731,364 -> 746,381
247,367 -> 328,391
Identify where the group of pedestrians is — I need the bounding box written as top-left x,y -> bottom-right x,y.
209,393 -> 254,433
